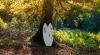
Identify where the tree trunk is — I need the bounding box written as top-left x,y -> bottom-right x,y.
31,0 -> 54,46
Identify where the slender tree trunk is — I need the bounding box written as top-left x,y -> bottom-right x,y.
31,0 -> 54,45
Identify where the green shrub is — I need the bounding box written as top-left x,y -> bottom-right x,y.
80,12 -> 100,32
54,29 -> 99,49
0,18 -> 8,29
96,32 -> 100,42
54,30 -> 69,44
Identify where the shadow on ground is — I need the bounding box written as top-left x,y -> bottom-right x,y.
0,42 -> 99,55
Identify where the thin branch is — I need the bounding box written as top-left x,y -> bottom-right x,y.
56,0 -> 75,11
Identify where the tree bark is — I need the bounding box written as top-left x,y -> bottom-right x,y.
31,0 -> 54,46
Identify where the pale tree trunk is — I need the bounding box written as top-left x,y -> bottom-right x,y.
31,0 -> 54,46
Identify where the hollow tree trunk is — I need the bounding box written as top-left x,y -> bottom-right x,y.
31,0 -> 54,46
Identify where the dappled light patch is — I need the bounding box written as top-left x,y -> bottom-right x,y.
54,29 -> 100,49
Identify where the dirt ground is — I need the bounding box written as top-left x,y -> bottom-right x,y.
0,42 -> 99,55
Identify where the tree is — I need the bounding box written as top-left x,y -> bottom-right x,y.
31,0 -> 97,46
31,0 -> 54,46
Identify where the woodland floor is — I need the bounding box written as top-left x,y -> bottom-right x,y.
0,42 -> 99,55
